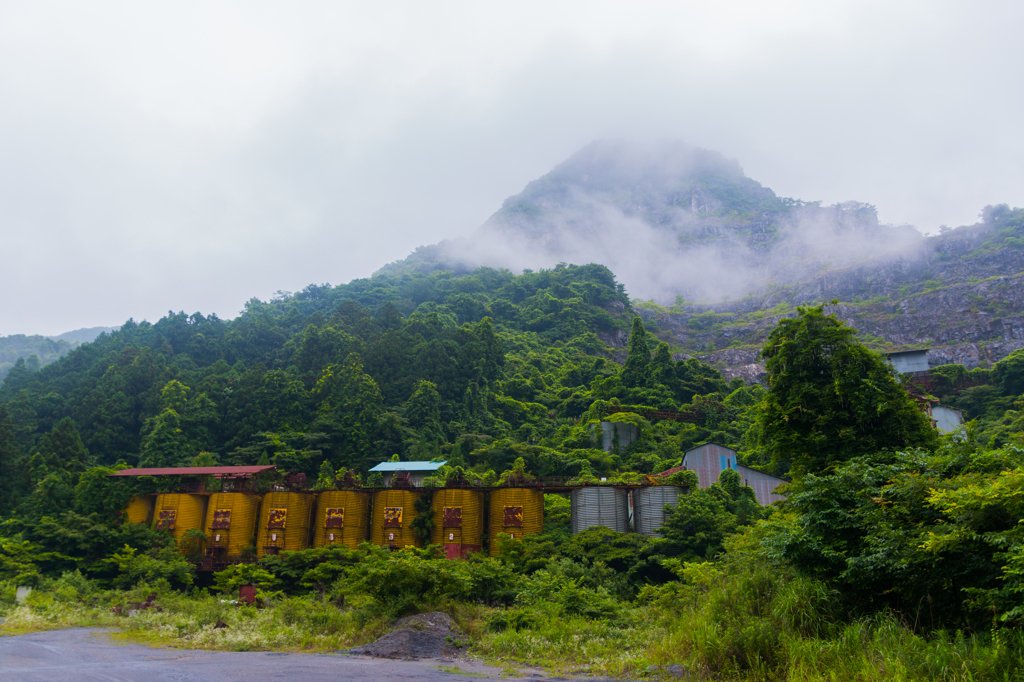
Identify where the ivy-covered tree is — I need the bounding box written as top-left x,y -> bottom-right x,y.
621,317 -> 651,388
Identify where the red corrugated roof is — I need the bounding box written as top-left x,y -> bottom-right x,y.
107,465 -> 276,478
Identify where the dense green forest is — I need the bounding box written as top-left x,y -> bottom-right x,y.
0,335 -> 73,383
2,263 -> 1024,679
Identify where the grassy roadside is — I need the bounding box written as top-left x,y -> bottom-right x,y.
4,574 -> 1023,681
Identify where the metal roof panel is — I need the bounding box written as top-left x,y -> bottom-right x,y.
368,461 -> 447,472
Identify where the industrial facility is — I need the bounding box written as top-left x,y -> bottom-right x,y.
655,443 -> 788,505
110,453 -> 785,569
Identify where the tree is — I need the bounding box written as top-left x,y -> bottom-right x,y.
993,348 -> 1024,397
0,406 -> 19,512
621,317 -> 651,388
313,354 -> 384,471
26,417 -> 90,483
754,303 -> 936,476
138,409 -> 189,468
650,342 -> 674,387
405,380 -> 443,444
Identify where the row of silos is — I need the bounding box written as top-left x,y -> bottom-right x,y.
570,486 -> 684,537
123,487 -> 546,559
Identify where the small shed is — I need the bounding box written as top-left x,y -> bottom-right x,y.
886,349 -> 930,374
368,461 -> 447,487
660,443 -> 787,506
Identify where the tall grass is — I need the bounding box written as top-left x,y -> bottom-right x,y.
3,558 -> 1023,680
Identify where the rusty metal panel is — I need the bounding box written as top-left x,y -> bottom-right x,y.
156,509 -> 176,530
737,465 -> 787,505
211,509 -> 231,529
383,507 -> 403,527
267,508 -> 287,529
325,508 -> 345,528
504,506 -> 524,527
238,585 -> 257,604
444,543 -> 461,560
682,443 -> 735,489
443,506 -> 463,527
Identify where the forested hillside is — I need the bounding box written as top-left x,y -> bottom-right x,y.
0,327 -> 116,383
0,263 -> 759,514
2,141 -> 1024,678
2,262 -> 1024,679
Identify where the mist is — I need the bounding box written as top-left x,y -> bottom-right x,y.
410,140 -> 927,303
2,2 -> 1023,334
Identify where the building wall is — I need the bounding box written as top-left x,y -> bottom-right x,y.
889,351 -> 929,374
737,465 -> 787,505
681,443 -> 740,489
682,443 -> 786,505
932,405 -> 964,434
598,421 -> 640,452
382,471 -> 434,487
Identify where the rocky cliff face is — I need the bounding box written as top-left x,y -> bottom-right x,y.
380,141 -> 1024,382
624,210 -> 1024,382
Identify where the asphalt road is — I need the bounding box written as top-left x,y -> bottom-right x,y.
0,628 -> 525,681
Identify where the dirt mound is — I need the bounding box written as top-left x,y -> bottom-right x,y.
347,611 -> 469,660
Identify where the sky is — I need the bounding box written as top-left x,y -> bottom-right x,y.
1,1 -> 1022,336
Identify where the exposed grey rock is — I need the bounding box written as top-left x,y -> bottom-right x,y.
346,611 -> 469,660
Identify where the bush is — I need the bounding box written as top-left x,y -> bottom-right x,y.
107,545 -> 194,590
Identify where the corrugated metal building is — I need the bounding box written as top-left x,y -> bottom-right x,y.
886,349 -> 930,374
368,461 -> 447,487
597,421 -> 640,452
680,443 -> 787,505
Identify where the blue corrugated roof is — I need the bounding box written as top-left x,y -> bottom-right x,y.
368,461 -> 447,472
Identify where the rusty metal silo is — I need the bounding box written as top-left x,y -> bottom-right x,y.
488,488 -> 544,555
313,490 -> 371,549
371,489 -> 422,549
255,492 -> 316,557
203,492 -> 260,558
570,487 -> 629,533
633,486 -> 683,537
430,489 -> 484,559
152,493 -> 208,553
124,495 -> 154,525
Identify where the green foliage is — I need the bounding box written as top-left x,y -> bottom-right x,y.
411,493 -> 435,545
754,303 -> 937,476
213,563 -> 277,595
620,317 -> 651,388
341,545 -> 519,616
107,544 -> 194,590
993,348 -> 1024,397
761,436 -> 1024,628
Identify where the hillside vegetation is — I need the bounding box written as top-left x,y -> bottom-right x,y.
1,261 -> 1024,679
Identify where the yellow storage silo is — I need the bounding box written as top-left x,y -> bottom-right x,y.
488,488 -> 544,555
123,495 -> 154,525
255,492 -> 316,557
431,489 -> 484,559
203,493 -> 260,558
313,490 -> 371,549
152,493 -> 208,554
371,489 -> 422,549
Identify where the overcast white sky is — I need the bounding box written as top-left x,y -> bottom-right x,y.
2,1 -> 1022,335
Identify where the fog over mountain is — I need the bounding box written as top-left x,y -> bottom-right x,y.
383,140 -> 925,303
